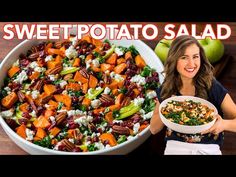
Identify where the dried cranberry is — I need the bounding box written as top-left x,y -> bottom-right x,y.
100,51 -> 106,56
103,43 -> 111,50
26,68 -> 34,76
68,118 -> 78,129
22,112 -> 32,119
64,43 -> 70,49
125,69 -> 137,78
103,140 -> 109,145
8,82 -> 22,92
39,50 -> 46,58
92,115 -> 102,124
37,43 -> 46,51
57,144 -> 66,151
54,88 -> 64,94
38,58 -> 47,67
19,59 -> 30,67
47,121 -> 56,131
19,53 -> 27,59
92,136 -> 99,143
72,147 -> 82,152
121,120 -> 133,129
37,106 -> 45,116
86,136 -> 92,142
18,118 -> 28,125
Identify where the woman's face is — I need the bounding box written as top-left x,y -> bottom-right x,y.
176,44 -> 201,80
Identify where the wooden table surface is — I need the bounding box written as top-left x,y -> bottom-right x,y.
0,22 -> 236,155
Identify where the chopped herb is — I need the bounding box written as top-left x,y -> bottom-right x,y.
143,82 -> 159,91
57,102 -> 64,110
4,77 -> 11,85
140,65 -> 152,77
53,79 -> 62,85
68,90 -> 83,97
104,39 -> 111,45
34,135 -> 52,148
78,104 -> 87,112
63,57 -> 70,65
39,72 -> 44,78
127,45 -> 139,57
0,90 -> 8,98
142,98 -> 156,113
117,135 -> 127,144
112,110 -> 120,118
117,46 -> 127,53
93,51 -> 101,58
87,143 -> 98,151
96,72 -> 103,80
119,87 -> 127,94
98,57 -> 105,64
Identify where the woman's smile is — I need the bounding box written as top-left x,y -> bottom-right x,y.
184,67 -> 196,73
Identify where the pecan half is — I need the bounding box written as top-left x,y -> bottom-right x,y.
63,73 -> 73,81
55,112 -> 67,125
28,52 -> 40,60
30,46 -> 38,53
60,139 -> 75,152
79,68 -> 89,79
17,91 -> 26,102
103,74 -> 111,84
78,96 -> 85,102
99,94 -> 114,103
55,40 -> 70,49
26,96 -> 38,114
41,94 -> 53,104
33,79 -> 44,91
121,97 -> 131,107
112,125 -> 130,135
45,65 -> 63,75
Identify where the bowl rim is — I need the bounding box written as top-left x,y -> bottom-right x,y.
159,95 -> 218,128
0,34 -> 163,154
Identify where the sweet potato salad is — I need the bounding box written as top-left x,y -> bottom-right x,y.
161,100 -> 215,126
0,35 -> 160,152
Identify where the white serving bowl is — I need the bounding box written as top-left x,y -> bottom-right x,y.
159,96 -> 218,134
0,28 -> 164,155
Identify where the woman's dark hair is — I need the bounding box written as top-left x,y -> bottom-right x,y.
160,35 -> 214,100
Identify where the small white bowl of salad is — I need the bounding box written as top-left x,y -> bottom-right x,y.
159,96 -> 218,134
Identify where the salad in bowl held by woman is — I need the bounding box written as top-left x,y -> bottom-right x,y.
150,35 -> 236,155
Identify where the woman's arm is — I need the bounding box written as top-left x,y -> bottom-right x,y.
202,93 -> 236,134
150,100 -> 165,135
220,93 -> 236,132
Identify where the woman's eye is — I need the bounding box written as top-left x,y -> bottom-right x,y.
193,55 -> 199,59
180,56 -> 187,60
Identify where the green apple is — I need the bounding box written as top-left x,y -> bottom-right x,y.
198,37 -> 224,64
154,39 -> 172,63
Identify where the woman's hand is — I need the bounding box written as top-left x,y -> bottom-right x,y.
201,115 -> 226,135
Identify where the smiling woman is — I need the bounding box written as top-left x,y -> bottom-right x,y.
150,35 -> 236,155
